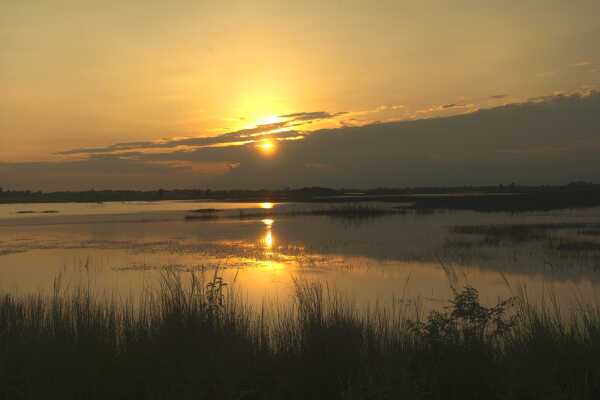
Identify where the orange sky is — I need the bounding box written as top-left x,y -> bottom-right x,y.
1,1 -> 600,189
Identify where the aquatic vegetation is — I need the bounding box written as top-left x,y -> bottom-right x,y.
184,213 -> 220,220
578,229 -> 600,236
307,204 -> 400,219
15,210 -> 58,214
0,271 -> 599,399
450,224 -> 548,243
450,223 -> 600,247
549,239 -> 600,252
228,204 -> 400,221
189,208 -> 223,213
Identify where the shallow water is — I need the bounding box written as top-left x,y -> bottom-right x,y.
1,201 -> 600,313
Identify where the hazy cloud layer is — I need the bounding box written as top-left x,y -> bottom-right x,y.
279,111 -> 347,121
2,92 -> 600,190
59,111 -> 345,156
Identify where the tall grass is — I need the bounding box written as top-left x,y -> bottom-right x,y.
0,270 -> 599,399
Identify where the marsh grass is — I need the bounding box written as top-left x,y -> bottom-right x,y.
451,223 -> 600,240
184,214 -> 220,220
0,270 -> 599,399
449,224 -> 600,261
306,204 -> 399,219
549,239 -> 600,252
450,224 -> 551,244
578,229 -> 600,236
211,204 -> 400,221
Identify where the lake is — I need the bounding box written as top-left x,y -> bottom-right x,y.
1,200 -> 600,313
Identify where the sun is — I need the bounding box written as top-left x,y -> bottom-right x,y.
257,140 -> 275,155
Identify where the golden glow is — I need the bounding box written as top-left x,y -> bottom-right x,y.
260,202 -> 274,209
261,218 -> 275,249
257,259 -> 285,271
257,140 -> 276,155
254,115 -> 284,126
6,1 -> 599,167
262,230 -> 274,249
231,86 -> 292,131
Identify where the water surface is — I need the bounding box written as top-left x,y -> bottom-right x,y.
1,201 -> 600,313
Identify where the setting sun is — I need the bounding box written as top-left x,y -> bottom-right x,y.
3,1 -> 600,396
257,140 -> 275,155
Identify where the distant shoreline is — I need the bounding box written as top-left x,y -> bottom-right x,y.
1,183 -> 600,212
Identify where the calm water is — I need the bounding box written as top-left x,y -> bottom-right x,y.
1,200 -> 600,312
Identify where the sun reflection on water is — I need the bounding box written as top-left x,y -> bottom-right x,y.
261,218 -> 275,250
261,218 -> 274,226
263,230 -> 274,249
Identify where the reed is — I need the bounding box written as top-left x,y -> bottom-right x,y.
0,270 -> 599,399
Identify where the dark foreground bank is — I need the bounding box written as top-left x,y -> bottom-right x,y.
0,271 -> 599,400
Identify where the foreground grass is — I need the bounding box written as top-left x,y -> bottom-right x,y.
1,272 -> 599,399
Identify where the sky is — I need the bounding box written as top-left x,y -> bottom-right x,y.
1,0 -> 600,190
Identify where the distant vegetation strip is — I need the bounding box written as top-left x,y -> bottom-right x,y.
0,270 -> 599,399
3,182 -> 600,212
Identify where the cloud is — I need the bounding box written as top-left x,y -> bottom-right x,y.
0,156 -> 216,190
573,61 -> 592,67
388,105 -> 405,110
489,94 -> 508,99
414,102 -> 476,116
59,110 -> 349,156
279,111 -> 347,121
527,92 -> 566,102
207,91 -> 600,189
58,123 -> 291,155
441,103 -> 464,109
4,91 -> 600,190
